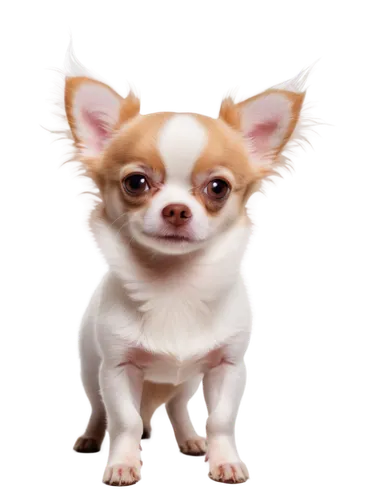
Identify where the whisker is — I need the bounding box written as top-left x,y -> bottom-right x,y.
109,212 -> 128,229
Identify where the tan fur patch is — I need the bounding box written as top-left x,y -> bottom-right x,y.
192,114 -> 255,186
101,112 -> 174,181
95,111 -> 173,211
191,114 -> 257,210
117,91 -> 141,128
218,97 -> 241,130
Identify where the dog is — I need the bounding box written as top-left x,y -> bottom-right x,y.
62,61 -> 308,485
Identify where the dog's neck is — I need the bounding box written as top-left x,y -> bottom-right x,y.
89,203 -> 251,301
89,203 -> 251,356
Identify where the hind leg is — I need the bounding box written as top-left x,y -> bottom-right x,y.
73,326 -> 106,453
140,381 -> 177,439
166,376 -> 207,456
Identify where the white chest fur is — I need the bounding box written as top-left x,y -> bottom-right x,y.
89,211 -> 252,382
95,269 -> 250,364
88,281 -> 249,385
123,346 -> 225,385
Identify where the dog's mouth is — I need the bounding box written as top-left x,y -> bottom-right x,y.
152,234 -> 194,244
144,232 -> 196,244
141,230 -> 198,245
133,228 -> 205,255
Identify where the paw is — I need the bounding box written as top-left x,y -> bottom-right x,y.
103,463 -> 141,486
179,437 -> 207,456
209,462 -> 249,484
73,436 -> 101,453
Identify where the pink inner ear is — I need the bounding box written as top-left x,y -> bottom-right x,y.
246,121 -> 279,140
82,109 -> 112,146
248,120 -> 279,138
246,119 -> 280,154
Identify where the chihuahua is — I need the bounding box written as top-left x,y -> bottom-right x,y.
62,60 -> 308,485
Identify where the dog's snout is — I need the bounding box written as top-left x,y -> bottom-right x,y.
162,204 -> 192,226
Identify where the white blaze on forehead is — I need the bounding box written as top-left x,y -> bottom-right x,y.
157,114 -> 207,184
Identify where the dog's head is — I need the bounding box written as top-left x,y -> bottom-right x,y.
64,76 -> 304,255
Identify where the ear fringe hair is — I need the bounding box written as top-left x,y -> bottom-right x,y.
252,63 -> 322,191
46,41 -> 113,201
48,46 -> 320,206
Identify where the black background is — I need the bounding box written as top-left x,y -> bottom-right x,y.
29,21 -> 338,496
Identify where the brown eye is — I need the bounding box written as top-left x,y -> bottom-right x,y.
204,178 -> 230,200
122,174 -> 150,196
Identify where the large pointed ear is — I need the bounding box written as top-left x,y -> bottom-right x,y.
64,77 -> 140,157
220,89 -> 304,172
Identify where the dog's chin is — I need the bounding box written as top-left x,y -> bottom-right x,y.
131,229 -> 206,256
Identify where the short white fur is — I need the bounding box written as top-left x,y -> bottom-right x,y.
158,114 -> 207,184
62,48 -> 308,485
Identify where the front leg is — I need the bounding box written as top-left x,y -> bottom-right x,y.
203,360 -> 249,484
99,362 -> 143,486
